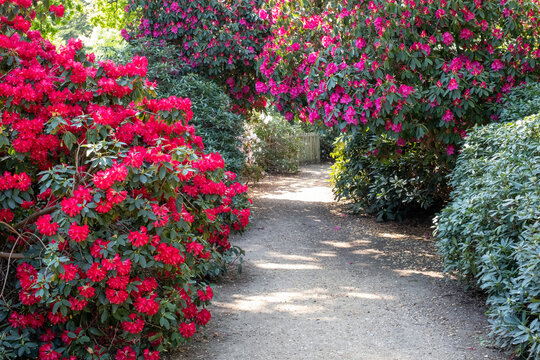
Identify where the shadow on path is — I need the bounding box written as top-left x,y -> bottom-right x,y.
174,164 -> 508,360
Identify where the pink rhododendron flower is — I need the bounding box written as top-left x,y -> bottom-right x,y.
442,32 -> 453,45
321,36 -> 332,48
325,62 -> 338,77
398,85 -> 414,98
355,37 -> 366,49
460,28 -> 474,40
443,109 -> 454,122
258,9 -> 268,20
448,78 -> 459,91
491,59 -> 504,71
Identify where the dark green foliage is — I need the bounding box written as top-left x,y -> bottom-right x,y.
435,112 -> 540,357
157,74 -> 246,175
331,131 -> 449,221
319,130 -> 340,163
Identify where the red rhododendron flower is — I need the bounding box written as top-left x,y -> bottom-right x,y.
182,304 -> 198,319
197,286 -> 214,302
78,284 -> 96,298
116,346 -> 136,360
90,238 -> 109,258
154,242 -> 185,266
61,197 -> 83,217
0,208 -> 14,223
143,349 -> 160,360
68,223 -> 89,242
107,275 -> 129,290
49,4 -> 65,17
137,276 -> 158,293
59,263 -> 78,282
68,297 -> 88,311
106,288 -> 129,304
87,263 -> 107,282
121,313 -> 145,334
39,343 -> 61,360
128,226 -> 150,247
134,296 -> 160,316
186,241 -> 204,256
48,310 -> 67,325
36,214 -> 59,236
179,322 -> 196,338
196,308 -> 211,325
116,257 -> 132,276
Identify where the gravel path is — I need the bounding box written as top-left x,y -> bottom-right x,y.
175,163 -> 510,360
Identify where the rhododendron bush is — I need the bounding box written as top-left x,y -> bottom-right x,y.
123,0 -> 271,115
0,1 -> 251,359
258,0 -> 540,156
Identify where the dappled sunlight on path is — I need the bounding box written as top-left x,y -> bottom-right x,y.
174,164 -> 508,360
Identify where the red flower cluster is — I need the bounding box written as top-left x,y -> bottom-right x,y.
0,171 -> 31,191
1,1 -> 252,358
134,296 -> 160,316
68,223 -> 89,242
36,215 -> 59,236
154,243 -> 185,266
122,314 -> 145,334
178,322 -> 196,338
128,226 -> 150,247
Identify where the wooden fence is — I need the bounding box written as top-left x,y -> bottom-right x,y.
296,133 -> 320,164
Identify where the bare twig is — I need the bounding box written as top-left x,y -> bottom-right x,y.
0,234 -> 23,301
0,252 -> 24,259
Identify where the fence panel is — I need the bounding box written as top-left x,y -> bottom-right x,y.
296,133 -> 320,164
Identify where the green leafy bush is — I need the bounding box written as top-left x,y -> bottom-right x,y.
251,114 -> 301,174
435,114 -> 540,357
331,131 -> 449,221
500,83 -> 540,124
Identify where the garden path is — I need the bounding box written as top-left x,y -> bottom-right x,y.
175,163 -> 509,360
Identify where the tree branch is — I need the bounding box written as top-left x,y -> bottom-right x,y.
14,206 -> 58,229
0,252 -> 25,259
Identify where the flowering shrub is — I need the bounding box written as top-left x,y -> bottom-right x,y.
258,0 -> 540,156
0,1 -> 251,359
124,0 -> 271,115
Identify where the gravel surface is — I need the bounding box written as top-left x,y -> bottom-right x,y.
174,163 -> 510,360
